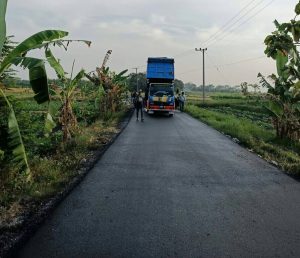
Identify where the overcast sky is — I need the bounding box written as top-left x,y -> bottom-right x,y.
5,0 -> 298,86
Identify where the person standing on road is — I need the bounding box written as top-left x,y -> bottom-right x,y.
135,89 -> 144,122
175,88 -> 179,110
179,91 -> 186,112
131,91 -> 137,105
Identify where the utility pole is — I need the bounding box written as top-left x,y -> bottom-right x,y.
195,48 -> 207,104
132,68 -> 138,92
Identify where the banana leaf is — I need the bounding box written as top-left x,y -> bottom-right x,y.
85,72 -> 100,86
44,112 -> 56,137
258,73 -> 272,89
12,57 -> 50,103
30,62 -> 49,104
68,69 -> 85,97
117,69 -> 128,77
0,149 -> 4,161
112,69 -> 128,84
0,88 -> 30,177
0,0 -> 7,55
264,100 -> 284,118
45,48 -> 65,80
104,67 -> 109,74
295,1 -> 300,15
33,39 -> 91,51
44,101 -> 57,136
276,50 -> 288,77
0,30 -> 68,74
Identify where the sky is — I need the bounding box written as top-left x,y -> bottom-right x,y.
5,0 -> 299,86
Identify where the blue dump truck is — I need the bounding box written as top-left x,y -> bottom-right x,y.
145,57 -> 175,116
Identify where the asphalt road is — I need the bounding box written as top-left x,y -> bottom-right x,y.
17,111 -> 300,258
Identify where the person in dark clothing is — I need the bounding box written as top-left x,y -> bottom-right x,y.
131,91 -> 137,105
134,89 -> 144,122
175,88 -> 179,109
179,91 -> 186,111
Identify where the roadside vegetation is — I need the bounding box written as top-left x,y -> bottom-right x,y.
0,0 -> 131,235
0,92 -> 128,206
0,69 -> 130,220
2,0 -> 300,250
185,94 -> 300,175
185,2 -> 300,176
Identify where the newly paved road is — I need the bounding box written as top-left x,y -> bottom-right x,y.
18,112 -> 300,258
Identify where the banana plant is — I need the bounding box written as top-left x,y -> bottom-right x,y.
86,65 -> 128,114
258,72 -> 300,139
46,48 -> 86,142
0,0 -> 7,54
109,69 -> 128,112
0,89 -> 30,177
258,0 -> 300,140
0,0 -> 75,178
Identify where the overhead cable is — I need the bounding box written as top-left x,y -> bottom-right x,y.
207,0 -> 276,47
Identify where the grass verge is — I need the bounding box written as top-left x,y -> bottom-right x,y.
0,109 -> 129,230
185,104 -> 300,176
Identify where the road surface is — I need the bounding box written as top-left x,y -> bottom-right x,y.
17,112 -> 300,257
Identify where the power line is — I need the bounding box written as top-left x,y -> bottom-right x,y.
127,49 -> 194,72
176,0 -> 274,61
205,0 -> 270,47
129,1 -> 266,68
173,49 -> 194,58
201,0 -> 258,45
177,55 -> 265,76
129,0 -> 274,72
217,55 -> 265,66
168,0 -> 267,62
177,68 -> 199,76
207,0 -> 276,47
136,64 -> 146,69
206,54 -> 230,85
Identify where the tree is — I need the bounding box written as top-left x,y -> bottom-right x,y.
240,82 -> 248,96
127,72 -> 147,92
258,1 -> 300,140
184,82 -> 197,91
0,35 -> 17,84
174,79 -> 184,92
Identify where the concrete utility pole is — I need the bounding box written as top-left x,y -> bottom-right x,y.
195,48 -> 207,104
132,68 -> 138,92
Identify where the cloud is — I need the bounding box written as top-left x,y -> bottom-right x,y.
4,0 -> 300,85
150,14 -> 166,24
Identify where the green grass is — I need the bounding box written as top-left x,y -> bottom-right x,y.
186,104 -> 274,142
0,90 -> 130,219
0,115 -> 125,211
185,103 -> 300,176
203,106 -> 272,130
